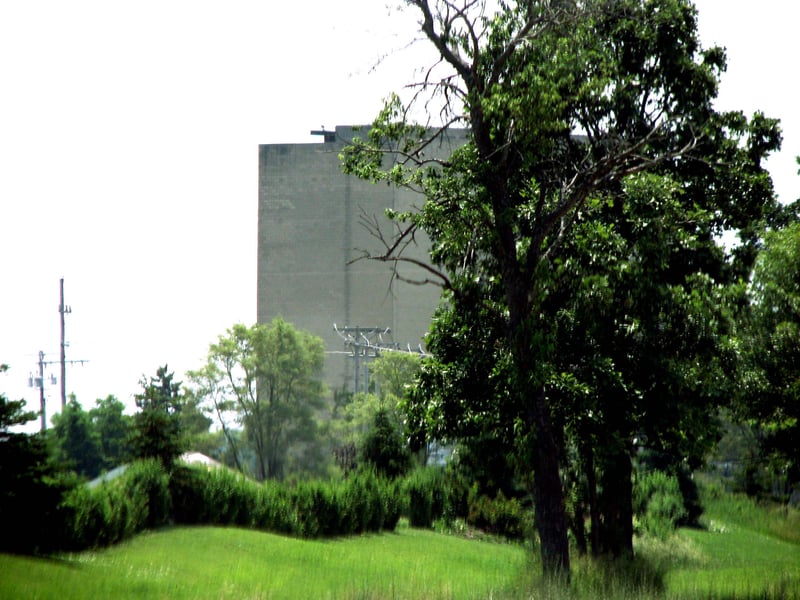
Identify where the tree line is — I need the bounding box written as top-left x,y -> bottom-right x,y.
8,318 -> 418,486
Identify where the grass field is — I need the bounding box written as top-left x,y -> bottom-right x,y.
0,522 -> 531,600
1,488 -> 798,599
664,483 -> 800,599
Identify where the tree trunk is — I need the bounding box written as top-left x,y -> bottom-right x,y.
570,499 -> 588,557
582,439 -> 601,556
528,388 -> 571,579
598,447 -> 634,558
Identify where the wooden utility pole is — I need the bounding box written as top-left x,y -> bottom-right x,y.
59,277 -> 71,410
38,351 -> 46,431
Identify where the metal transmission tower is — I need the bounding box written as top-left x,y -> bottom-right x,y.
333,325 -> 398,395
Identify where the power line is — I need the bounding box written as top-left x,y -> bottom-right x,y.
332,324 -> 429,395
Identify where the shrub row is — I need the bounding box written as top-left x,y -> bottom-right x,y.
54,462 -> 693,552
171,465 -> 402,538
58,461 -> 402,551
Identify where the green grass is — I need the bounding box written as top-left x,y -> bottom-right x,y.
0,522 -> 530,599
661,483 -> 800,599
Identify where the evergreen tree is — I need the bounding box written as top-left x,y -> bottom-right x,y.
129,365 -> 185,470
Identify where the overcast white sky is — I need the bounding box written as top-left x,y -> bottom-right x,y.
1,1 -> 798,427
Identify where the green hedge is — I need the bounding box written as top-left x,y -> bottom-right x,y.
403,467 -> 450,528
59,459 -> 168,550
57,461 -> 404,552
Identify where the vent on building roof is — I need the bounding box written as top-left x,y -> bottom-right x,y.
310,129 -> 336,143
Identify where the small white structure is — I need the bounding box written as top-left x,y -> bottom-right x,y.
86,452 -> 224,488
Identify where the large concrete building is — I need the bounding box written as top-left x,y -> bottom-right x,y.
257,125 -> 466,397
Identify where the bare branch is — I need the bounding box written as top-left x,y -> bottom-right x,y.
410,0 -> 474,84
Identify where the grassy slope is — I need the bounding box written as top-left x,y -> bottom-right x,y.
0,523 -> 530,600
664,485 -> 800,599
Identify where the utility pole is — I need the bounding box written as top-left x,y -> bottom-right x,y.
29,351 -> 57,431
59,277 -> 71,410
57,278 -> 87,410
38,351 -> 46,431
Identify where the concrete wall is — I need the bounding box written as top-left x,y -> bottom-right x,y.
257,126 -> 465,397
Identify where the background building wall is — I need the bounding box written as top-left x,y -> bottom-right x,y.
257,126 -> 465,397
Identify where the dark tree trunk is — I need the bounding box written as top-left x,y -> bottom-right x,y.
503,264 -> 571,578
582,440 -> 601,556
598,447 -> 634,558
528,388 -> 571,579
570,499 -> 588,556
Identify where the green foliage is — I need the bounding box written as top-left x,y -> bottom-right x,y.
169,464 -> 400,539
360,408 -> 412,479
633,470 -> 688,540
699,477 -> 800,545
0,376 -> 78,554
344,0 -> 781,576
89,395 -> 132,469
292,480 -> 340,537
403,467 -> 450,529
3,480 -> 800,599
371,352 -> 420,402
466,488 -> 533,541
188,319 -> 327,480
252,480 -> 296,534
129,366 -> 185,470
59,459 -> 170,550
739,220 -> 800,495
124,459 -> 171,528
50,397 -> 104,479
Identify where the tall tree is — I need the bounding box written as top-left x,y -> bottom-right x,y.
545,170 -> 767,556
50,396 -> 103,479
89,395 -> 132,469
129,365 -> 185,470
371,352 -> 421,403
343,0 -> 779,577
190,319 -> 326,480
742,218 -> 800,494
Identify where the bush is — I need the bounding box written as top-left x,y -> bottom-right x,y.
169,464 -> 208,524
293,481 -> 341,537
250,480 -> 294,534
123,459 -> 171,529
341,469 -> 378,534
382,478 -> 403,531
360,409 -> 412,479
203,468 -> 254,525
466,489 -> 532,541
59,459 -> 170,550
59,485 -> 107,550
404,467 -> 449,528
634,470 -> 688,539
